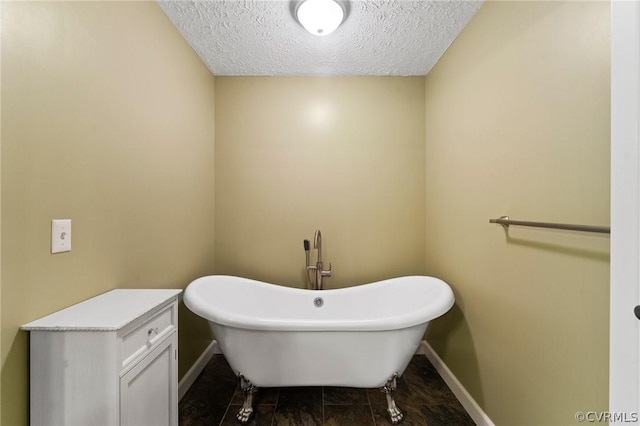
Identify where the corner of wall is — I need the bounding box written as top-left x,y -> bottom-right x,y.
0,1 -> 4,421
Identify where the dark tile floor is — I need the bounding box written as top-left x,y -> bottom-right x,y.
179,354 -> 476,426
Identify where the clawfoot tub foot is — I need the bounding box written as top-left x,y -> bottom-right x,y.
236,374 -> 258,425
380,373 -> 404,425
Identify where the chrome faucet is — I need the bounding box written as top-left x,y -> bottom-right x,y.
304,229 -> 332,290
314,229 -> 323,264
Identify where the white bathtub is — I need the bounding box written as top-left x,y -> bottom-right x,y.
184,275 -> 454,389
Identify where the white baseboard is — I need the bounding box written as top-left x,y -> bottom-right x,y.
178,340 -> 220,401
179,338 -> 493,426
417,341 -> 494,426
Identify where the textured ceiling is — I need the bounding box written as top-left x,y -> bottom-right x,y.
158,0 -> 483,76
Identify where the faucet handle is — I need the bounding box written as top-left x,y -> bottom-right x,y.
321,262 -> 332,277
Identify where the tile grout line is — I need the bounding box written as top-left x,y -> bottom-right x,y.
321,386 -> 325,425
366,387 -> 377,426
219,383 -> 237,426
270,389 -> 279,426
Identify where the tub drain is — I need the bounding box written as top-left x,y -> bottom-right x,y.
313,297 -> 324,308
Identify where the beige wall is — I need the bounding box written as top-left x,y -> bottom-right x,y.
1,2 -> 216,425
214,77 -> 426,288
1,1 -> 612,425
424,1 -> 610,425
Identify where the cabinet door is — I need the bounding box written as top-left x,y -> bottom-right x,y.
120,333 -> 177,426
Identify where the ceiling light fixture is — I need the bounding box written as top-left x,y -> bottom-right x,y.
296,0 -> 345,37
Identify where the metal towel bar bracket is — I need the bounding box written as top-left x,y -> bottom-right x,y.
489,215 -> 610,234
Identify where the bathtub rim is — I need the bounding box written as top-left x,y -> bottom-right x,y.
184,275 -> 455,332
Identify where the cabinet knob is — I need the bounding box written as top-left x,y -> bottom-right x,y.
148,327 -> 159,338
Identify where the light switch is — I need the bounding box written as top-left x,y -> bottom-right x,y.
51,219 -> 71,254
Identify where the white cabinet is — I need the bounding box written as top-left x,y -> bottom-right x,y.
22,289 -> 182,426
120,335 -> 177,426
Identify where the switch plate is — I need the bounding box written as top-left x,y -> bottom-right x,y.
51,219 -> 71,254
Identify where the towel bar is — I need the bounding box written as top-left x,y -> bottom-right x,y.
489,216 -> 610,234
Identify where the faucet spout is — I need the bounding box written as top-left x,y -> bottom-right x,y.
313,229 -> 322,263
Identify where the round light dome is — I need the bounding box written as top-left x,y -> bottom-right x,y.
296,0 -> 345,36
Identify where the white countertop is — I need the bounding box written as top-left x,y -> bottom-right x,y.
21,289 -> 182,331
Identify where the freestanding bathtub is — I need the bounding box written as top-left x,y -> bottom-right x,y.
184,275 -> 454,424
